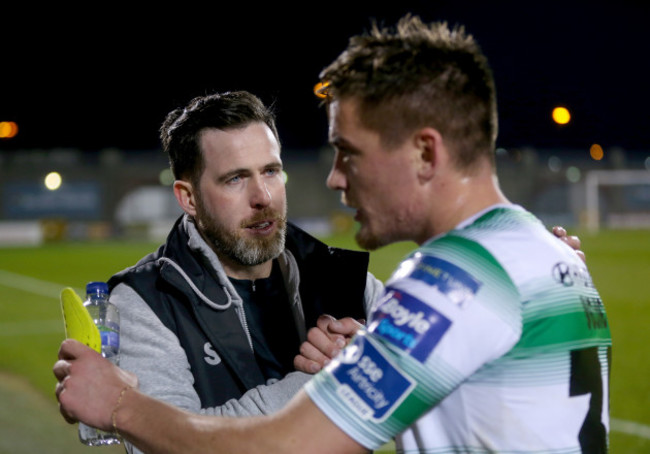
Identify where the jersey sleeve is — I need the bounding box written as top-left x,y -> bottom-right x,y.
304,236 -> 523,449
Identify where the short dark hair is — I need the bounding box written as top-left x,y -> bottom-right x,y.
160,91 -> 280,184
319,15 -> 498,170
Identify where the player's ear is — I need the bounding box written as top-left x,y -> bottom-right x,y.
173,180 -> 198,216
414,127 -> 444,182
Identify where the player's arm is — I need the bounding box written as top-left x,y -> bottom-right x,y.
54,339 -> 367,454
119,387 -> 367,454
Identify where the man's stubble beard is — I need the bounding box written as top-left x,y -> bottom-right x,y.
194,198 -> 287,267
343,194 -> 384,252
355,227 -> 384,252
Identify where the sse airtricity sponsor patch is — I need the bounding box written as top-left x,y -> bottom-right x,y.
406,254 -> 482,307
369,289 -> 451,362
328,331 -> 415,422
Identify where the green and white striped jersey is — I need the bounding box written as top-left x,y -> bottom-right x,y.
305,204 -> 611,453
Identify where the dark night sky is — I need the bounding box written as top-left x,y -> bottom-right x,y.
1,1 -> 648,154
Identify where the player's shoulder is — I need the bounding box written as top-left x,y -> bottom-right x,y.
449,205 -> 568,259
393,205 -> 566,287
454,205 -> 542,241
384,208 -> 524,322
415,205 -> 536,267
440,205 -> 583,286
385,208 -> 516,295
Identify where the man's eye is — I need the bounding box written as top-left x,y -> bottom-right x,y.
227,175 -> 242,184
339,149 -> 352,163
337,146 -> 352,157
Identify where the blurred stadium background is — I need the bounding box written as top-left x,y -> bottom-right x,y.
0,145 -> 648,245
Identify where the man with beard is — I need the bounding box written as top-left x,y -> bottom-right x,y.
106,91 -> 384,453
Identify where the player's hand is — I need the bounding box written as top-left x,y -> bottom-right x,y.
552,226 -> 586,263
54,339 -> 138,431
294,315 -> 363,374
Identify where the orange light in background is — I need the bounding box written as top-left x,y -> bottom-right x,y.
313,81 -> 330,99
0,121 -> 19,139
552,107 -> 571,125
590,144 -> 604,160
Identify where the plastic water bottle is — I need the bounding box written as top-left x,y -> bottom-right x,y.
78,281 -> 121,446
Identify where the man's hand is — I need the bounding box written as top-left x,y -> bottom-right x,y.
53,339 -> 138,431
552,225 -> 586,263
294,315 -> 363,373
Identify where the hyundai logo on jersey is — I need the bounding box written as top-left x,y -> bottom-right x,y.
369,289 -> 451,362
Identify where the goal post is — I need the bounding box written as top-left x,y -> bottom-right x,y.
584,170 -> 650,232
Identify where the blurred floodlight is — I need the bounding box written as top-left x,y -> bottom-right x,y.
552,107 -> 571,125
0,121 -> 19,139
159,168 -> 175,186
282,170 -> 288,184
590,144 -> 604,160
45,172 -> 62,190
548,156 -> 562,172
566,166 -> 581,183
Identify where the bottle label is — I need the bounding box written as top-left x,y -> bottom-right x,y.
99,320 -> 120,350
101,330 -> 120,349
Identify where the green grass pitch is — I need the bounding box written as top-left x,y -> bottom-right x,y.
0,229 -> 648,452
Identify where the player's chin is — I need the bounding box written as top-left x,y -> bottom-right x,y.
355,227 -> 385,251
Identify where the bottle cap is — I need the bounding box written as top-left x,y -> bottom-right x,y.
86,281 -> 109,294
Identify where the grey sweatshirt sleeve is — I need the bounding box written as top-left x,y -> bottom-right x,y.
112,283 -> 313,454
199,371 -> 312,416
364,271 -> 386,316
111,283 -> 200,412
112,283 -> 200,454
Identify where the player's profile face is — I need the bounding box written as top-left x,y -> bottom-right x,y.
193,123 -> 287,266
326,98 -> 422,250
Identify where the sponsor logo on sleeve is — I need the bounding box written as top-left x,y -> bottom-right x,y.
329,332 -> 415,422
368,289 -> 452,362
406,254 -> 482,307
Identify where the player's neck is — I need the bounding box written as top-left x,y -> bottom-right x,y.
423,167 -> 509,242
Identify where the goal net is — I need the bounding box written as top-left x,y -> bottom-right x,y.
584,170 -> 650,232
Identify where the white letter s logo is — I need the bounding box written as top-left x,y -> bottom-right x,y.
203,342 -> 222,366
